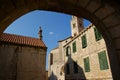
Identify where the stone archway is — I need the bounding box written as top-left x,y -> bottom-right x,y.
0,0 -> 120,79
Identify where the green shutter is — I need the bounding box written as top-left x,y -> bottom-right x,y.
74,62 -> 78,73
98,51 -> 109,70
81,35 -> 87,48
84,57 -> 90,72
72,42 -> 76,53
94,27 -> 102,41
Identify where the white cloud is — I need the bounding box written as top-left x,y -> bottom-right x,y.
49,32 -> 54,35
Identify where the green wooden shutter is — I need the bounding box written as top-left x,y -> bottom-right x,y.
74,62 -> 78,73
84,57 -> 90,72
72,42 -> 76,53
98,51 -> 109,70
94,27 -> 102,41
81,35 -> 87,48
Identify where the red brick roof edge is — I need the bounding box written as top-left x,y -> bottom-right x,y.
0,33 -> 47,48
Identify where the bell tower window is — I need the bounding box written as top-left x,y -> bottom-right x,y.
73,23 -> 76,29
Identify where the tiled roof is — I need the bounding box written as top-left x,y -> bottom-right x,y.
0,33 -> 46,48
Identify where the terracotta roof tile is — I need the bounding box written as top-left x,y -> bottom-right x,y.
0,33 -> 46,48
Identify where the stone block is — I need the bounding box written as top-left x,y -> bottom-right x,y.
95,5 -> 115,20
113,38 -> 120,49
77,0 -> 90,7
86,1 -> 100,13
103,13 -> 120,27
109,25 -> 120,38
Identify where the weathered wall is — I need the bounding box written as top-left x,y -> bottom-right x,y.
58,37 -> 72,62
0,1 -> 120,79
64,25 -> 113,80
0,44 -> 17,80
49,63 -> 64,80
46,71 -> 48,80
48,48 -> 65,80
0,44 -> 46,80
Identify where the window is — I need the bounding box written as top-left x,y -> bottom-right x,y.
50,53 -> 53,65
73,23 -> 76,28
84,57 -> 90,72
94,27 -> 102,41
81,34 -> 87,48
66,46 -> 69,56
72,41 -> 76,53
98,51 -> 109,70
73,62 -> 78,73
66,46 -> 71,56
74,33 -> 77,36
66,63 -> 70,74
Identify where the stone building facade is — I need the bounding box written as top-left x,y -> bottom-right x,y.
48,16 -> 113,80
48,47 -> 65,80
0,28 -> 47,80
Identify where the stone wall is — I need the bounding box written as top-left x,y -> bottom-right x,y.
0,44 -> 46,80
0,1 -> 120,79
48,48 -> 65,80
64,25 -> 113,80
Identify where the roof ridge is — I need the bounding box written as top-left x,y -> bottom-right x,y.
0,33 -> 47,48
3,33 -> 39,40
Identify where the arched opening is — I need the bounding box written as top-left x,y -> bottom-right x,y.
0,0 -> 120,79
4,10 -> 72,71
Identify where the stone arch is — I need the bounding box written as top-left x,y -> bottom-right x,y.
0,0 -> 120,79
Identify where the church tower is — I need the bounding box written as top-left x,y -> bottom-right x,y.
38,27 -> 43,40
70,16 -> 84,37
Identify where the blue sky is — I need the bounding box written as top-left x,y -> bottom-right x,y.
4,10 -> 90,70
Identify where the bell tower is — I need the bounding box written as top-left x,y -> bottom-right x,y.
38,27 -> 43,40
70,16 -> 84,37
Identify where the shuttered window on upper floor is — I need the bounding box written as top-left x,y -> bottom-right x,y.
81,34 -> 87,48
94,27 -> 102,41
72,41 -> 76,53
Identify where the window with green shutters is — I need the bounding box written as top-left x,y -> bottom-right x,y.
98,51 -> 109,70
81,34 -> 87,48
73,62 -> 78,73
66,63 -> 70,74
94,27 -> 102,41
72,41 -> 76,53
84,57 -> 90,72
